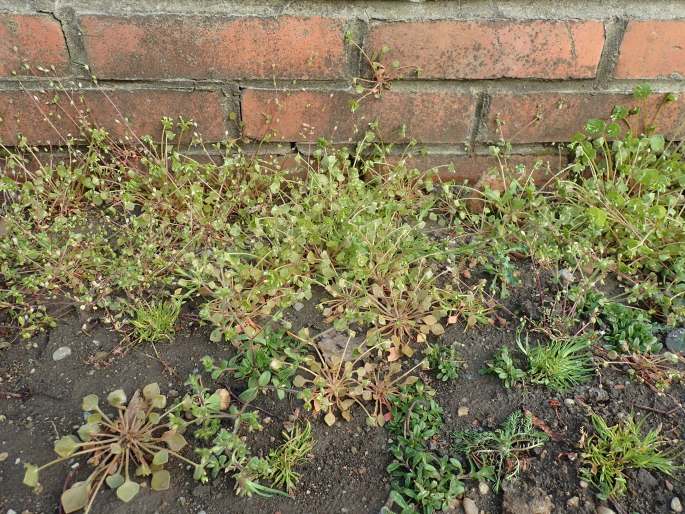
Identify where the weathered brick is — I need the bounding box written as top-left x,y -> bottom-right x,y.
481,92 -> 685,143
0,89 -> 227,145
241,89 -> 476,143
80,15 -> 347,80
615,21 -> 685,79
366,20 -> 604,80
0,14 -> 70,77
383,153 -> 568,183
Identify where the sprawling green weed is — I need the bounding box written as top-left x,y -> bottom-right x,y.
452,410 -> 548,491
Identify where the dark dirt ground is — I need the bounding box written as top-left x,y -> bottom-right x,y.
1,269 -> 684,514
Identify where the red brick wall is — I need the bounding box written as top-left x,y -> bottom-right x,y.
1,3 -> 684,181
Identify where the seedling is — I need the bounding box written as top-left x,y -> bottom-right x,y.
594,346 -> 683,392
424,342 -> 464,381
484,346 -> 526,388
344,35 -> 417,112
266,421 -> 315,493
600,302 -> 661,354
580,413 -> 679,499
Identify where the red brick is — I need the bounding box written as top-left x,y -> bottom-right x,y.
0,14 -> 70,77
382,153 -> 568,183
615,21 -> 685,79
241,89 -> 476,143
0,89 -> 227,145
366,20 -> 604,80
80,15 -> 347,80
481,92 -> 685,143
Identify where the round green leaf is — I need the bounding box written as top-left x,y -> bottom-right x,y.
54,436 -> 79,458
151,394 -> 167,409
23,463 -> 39,488
152,449 -> 169,466
81,394 -> 99,412
86,413 -> 102,424
257,370 -> 271,387
161,430 -> 187,452
61,481 -> 89,513
107,389 -> 127,407
116,480 -> 140,503
78,423 -> 99,442
151,470 -> 171,491
105,473 -> 125,489
142,383 -> 160,401
239,387 -> 258,403
135,462 -> 151,477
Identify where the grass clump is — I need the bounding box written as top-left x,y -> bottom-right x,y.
129,298 -> 181,344
580,413 -> 679,500
519,335 -> 594,391
485,326 -> 594,392
266,421 -> 315,493
451,410 -> 548,491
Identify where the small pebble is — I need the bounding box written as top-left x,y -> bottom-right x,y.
478,482 -> 489,495
7,509 -> 17,514
52,346 -> 72,361
294,302 -> 304,311
564,398 -> 575,407
457,406 -> 469,417
579,480 -> 589,489
0,452 -> 8,462
566,496 -> 580,508
672,497 -> 683,513
462,497 -> 478,514
666,328 -> 685,353
596,507 -> 616,514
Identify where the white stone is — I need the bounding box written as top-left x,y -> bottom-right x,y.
463,497 -> 478,514
52,346 -> 72,361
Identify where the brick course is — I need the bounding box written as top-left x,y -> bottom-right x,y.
0,3 -> 684,182
0,14 -> 70,76
0,89 -> 227,145
241,89 -> 476,143
615,20 -> 685,79
482,92 -> 685,143
366,20 -> 605,80
79,15 -> 348,80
